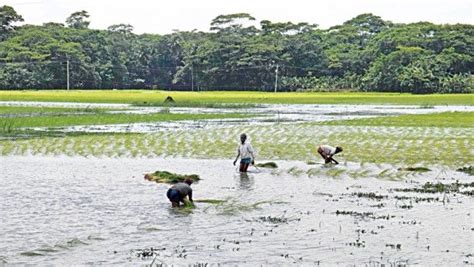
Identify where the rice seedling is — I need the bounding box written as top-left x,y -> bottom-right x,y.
144,170 -> 200,184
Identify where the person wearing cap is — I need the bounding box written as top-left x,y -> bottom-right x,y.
317,145 -> 343,164
166,178 -> 194,208
233,133 -> 256,172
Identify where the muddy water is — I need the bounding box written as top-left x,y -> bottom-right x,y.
1,156 -> 472,265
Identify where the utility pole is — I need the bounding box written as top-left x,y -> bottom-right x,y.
66,60 -> 70,91
191,66 -> 194,91
274,64 -> 279,93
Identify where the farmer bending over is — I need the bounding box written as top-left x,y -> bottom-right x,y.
317,145 -> 343,164
233,133 -> 255,172
166,178 -> 193,208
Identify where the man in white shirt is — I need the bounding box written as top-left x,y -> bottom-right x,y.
317,145 -> 343,164
233,133 -> 256,172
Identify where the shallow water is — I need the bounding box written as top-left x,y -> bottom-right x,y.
3,101 -> 472,133
1,156 -> 472,265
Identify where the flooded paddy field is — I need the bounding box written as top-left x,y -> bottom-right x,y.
1,99 -> 473,265
1,156 -> 473,265
2,101 -> 473,132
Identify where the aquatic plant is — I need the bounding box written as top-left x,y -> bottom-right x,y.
144,171 -> 200,184
335,210 -> 394,220
287,166 -> 304,176
457,166 -> 474,176
255,162 -> 278,168
394,181 -> 474,194
320,111 -> 474,128
194,199 -> 226,204
257,216 -> 289,224
397,167 -> 431,172
352,192 -> 388,200
213,200 -> 284,215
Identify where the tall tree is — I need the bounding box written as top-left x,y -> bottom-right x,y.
66,10 -> 90,29
0,5 -> 23,41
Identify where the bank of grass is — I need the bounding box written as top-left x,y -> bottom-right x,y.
0,90 -> 472,105
320,111 -> 474,128
0,112 -> 249,128
0,106 -> 108,114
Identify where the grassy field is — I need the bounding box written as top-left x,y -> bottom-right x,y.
0,90 -> 473,105
0,112 -> 248,129
320,111 -> 474,128
0,106 -> 109,114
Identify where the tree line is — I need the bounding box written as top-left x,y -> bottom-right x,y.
0,6 -> 472,93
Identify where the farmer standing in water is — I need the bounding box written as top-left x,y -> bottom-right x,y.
233,133 -> 256,172
317,145 -> 343,164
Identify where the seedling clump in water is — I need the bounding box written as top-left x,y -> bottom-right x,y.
255,162 -> 278,168
144,171 -> 200,184
457,166 -> 474,176
394,181 -> 474,195
352,192 -> 388,200
397,167 -> 431,172
194,199 -> 226,204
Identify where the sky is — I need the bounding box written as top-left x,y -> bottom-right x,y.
4,0 -> 473,34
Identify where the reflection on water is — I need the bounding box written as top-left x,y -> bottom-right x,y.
235,172 -> 254,190
1,156 -> 472,265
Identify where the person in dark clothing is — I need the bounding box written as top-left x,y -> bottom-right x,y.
166,178 -> 193,207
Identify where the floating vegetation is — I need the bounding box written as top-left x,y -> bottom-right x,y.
336,210 -> 373,217
346,240 -> 365,248
386,244 -> 402,250
394,196 -> 440,203
287,166 -> 304,176
326,167 -> 346,178
352,192 -> 388,200
213,200 -> 285,215
194,199 -> 226,204
20,251 -> 45,257
255,162 -> 278,168
257,216 -> 289,224
457,166 -> 474,176
397,167 -> 431,172
144,171 -> 200,184
131,247 -> 165,259
306,168 -> 321,177
335,210 -> 395,220
394,181 -> 474,195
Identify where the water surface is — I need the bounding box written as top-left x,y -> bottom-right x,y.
1,156 -> 472,265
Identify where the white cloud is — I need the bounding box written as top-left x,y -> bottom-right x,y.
4,0 -> 473,34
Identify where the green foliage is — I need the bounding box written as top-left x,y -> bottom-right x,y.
397,167 -> 431,172
65,10 -> 90,29
320,111 -> 474,128
0,5 -> 23,41
0,6 -> 473,93
456,166 -> 474,176
144,170 -> 200,184
0,110 -> 249,128
255,162 -> 278,168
